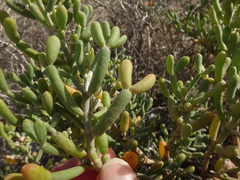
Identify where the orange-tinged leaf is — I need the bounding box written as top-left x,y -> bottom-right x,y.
4,173 -> 24,180
135,116 -> 141,125
122,151 -> 139,169
159,140 -> 167,159
64,84 -> 80,96
4,158 -> 18,165
22,164 -> 52,180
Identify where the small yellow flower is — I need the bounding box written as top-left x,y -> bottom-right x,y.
95,89 -> 103,99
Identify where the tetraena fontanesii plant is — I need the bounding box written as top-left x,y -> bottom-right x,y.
0,0 -> 240,180
0,0 -> 156,179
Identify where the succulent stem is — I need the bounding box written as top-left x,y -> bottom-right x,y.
82,71 -> 102,169
165,122 -> 181,156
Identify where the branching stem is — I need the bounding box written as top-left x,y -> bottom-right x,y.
82,71 -> 102,169
165,122 -> 181,155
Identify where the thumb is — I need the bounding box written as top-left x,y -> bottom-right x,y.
96,158 -> 138,180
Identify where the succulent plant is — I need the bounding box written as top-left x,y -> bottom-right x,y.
1,0 -> 240,179
0,0 -> 156,179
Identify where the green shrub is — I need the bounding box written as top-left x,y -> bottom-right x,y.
0,0 -> 240,179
